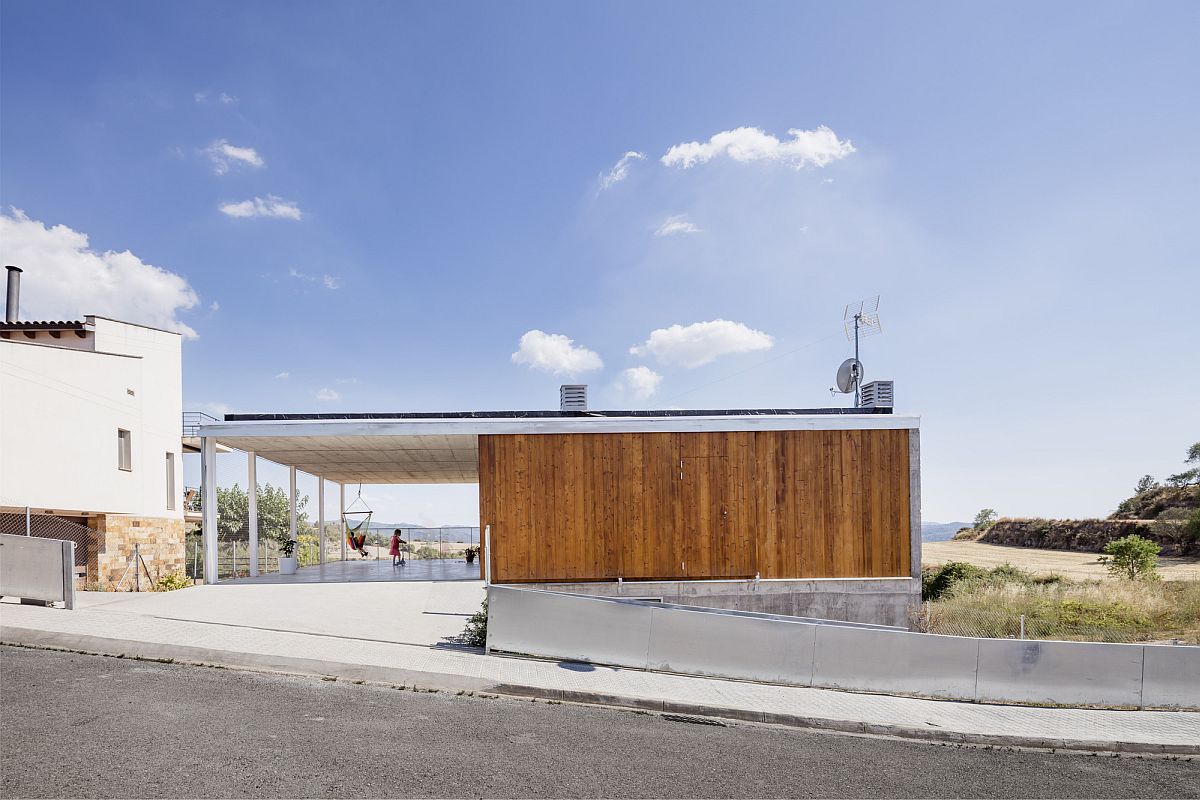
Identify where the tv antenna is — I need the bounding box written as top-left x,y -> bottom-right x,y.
829,295 -> 881,407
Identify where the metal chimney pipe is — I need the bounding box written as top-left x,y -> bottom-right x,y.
5,265 -> 21,323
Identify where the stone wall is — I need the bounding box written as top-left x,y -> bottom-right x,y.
979,518 -> 1157,553
86,515 -> 186,586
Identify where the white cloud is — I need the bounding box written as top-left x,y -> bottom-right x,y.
208,300 -> 220,312
219,195 -> 302,220
511,330 -> 603,375
274,372 -> 290,379
195,90 -> 238,105
194,401 -> 234,417
630,319 -> 774,368
620,366 -> 663,401
598,151 -> 646,191
0,208 -> 200,338
287,268 -> 339,289
661,125 -> 854,170
315,388 -> 340,401
204,139 -> 264,175
654,214 -> 701,237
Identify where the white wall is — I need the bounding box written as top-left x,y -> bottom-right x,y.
0,317 -> 183,520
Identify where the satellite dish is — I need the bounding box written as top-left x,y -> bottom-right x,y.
836,358 -> 863,394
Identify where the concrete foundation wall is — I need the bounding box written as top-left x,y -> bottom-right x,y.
519,577 -> 919,628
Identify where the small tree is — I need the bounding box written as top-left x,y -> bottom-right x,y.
1166,442 -> 1200,487
973,508 -> 998,530
1098,534 -> 1160,581
1135,474 -> 1157,494
1150,508 -> 1195,554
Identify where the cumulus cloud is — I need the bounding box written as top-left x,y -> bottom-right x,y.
630,319 -> 774,368
315,387 -> 340,401
620,366 -> 663,401
511,330 -> 603,375
204,139 -> 264,175
219,195 -> 302,220
598,151 -> 646,191
655,214 -> 701,237
661,125 -> 854,170
322,274 -> 340,290
0,208 -> 200,338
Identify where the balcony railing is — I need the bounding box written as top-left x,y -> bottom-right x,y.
182,411 -> 220,437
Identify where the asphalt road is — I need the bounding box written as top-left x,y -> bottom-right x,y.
1,645 -> 1196,799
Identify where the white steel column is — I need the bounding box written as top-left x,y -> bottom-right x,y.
288,466 -> 298,546
339,483 -> 347,562
247,451 -> 259,577
318,476 -> 325,566
200,436 -> 218,583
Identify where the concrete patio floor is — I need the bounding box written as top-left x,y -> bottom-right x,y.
221,557 -> 481,585
67,577 -> 485,647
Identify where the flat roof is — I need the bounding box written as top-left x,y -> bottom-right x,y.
198,409 -> 918,485
224,407 -> 893,421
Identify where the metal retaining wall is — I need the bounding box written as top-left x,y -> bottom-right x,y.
0,533 -> 75,609
486,585 -> 1200,709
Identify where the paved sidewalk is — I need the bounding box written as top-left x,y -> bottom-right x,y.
2,601 -> 1197,754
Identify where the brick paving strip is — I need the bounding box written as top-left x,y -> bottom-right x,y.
2,602 -> 1197,755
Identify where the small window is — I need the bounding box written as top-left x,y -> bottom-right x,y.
165,452 -> 176,510
117,429 -> 132,471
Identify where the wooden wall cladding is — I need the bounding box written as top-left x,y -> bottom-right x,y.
478,429 -> 910,583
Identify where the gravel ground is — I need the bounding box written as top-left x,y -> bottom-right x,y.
1,645 -> 1196,799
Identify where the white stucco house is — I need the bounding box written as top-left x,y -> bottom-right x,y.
0,268 -> 186,584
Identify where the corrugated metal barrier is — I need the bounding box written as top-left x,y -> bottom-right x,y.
0,533 -> 76,609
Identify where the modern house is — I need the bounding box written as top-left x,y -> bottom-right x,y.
0,266 -> 186,584
198,388 -> 920,626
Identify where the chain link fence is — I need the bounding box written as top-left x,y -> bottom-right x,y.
910,602 -> 1167,644
1,512 -> 92,577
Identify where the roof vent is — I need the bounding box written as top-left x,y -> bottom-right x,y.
5,265 -> 21,323
560,384 -> 588,412
860,380 -> 894,409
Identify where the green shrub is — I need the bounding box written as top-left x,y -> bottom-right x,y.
922,561 -> 983,601
156,571 -> 191,592
460,600 -> 488,648
1057,599 -> 1151,631
1098,534 -> 1161,581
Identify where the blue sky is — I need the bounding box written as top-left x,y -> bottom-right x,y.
2,1 -> 1197,525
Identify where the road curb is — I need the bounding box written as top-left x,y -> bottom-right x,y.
2,626 -> 1195,757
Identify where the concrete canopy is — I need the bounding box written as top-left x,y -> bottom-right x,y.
205,433 -> 479,484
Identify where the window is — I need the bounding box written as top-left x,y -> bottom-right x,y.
166,452 -> 176,510
117,429 -> 132,471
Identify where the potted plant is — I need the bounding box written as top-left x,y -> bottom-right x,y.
464,545 -> 479,565
279,539 -> 298,575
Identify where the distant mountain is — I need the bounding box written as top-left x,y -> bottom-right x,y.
922,521 -> 970,542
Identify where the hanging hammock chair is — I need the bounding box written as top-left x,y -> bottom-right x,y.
341,485 -> 373,558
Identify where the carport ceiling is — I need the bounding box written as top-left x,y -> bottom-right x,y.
217,434 -> 479,483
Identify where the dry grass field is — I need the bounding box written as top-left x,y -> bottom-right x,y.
923,540 -> 1200,581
